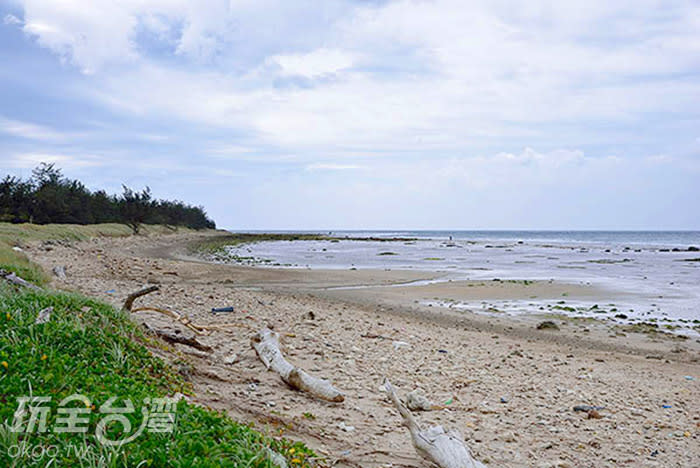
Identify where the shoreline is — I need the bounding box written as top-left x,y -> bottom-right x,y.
25,231 -> 700,467
206,232 -> 700,334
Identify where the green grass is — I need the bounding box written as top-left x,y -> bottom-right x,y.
0,287 -> 317,467
0,244 -> 48,286
0,223 -> 318,468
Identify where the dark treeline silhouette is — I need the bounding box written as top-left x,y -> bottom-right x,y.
0,163 -> 215,232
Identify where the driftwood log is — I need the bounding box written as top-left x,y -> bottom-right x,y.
132,306 -> 209,335
122,285 -> 159,311
124,286 -> 251,338
142,323 -> 213,352
0,268 -> 41,290
385,380 -> 486,468
251,327 -> 345,402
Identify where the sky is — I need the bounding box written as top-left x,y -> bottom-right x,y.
1,0 -> 699,230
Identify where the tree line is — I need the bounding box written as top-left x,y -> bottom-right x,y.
0,163 -> 216,231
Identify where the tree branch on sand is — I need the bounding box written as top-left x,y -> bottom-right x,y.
384,379 -> 487,468
122,285 -> 159,311
251,327 -> 345,402
141,322 -> 213,352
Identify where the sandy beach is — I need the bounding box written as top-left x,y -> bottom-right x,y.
25,231 -> 700,468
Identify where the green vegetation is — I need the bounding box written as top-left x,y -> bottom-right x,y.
536,320 -> 559,330
191,233 -> 334,257
0,245 -> 48,286
1,163 -> 215,231
0,231 -> 317,468
189,232 -> 417,258
613,322 -> 689,341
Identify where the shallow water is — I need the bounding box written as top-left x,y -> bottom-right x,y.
224,232 -> 700,331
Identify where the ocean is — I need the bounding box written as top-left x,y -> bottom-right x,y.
225,230 -> 700,332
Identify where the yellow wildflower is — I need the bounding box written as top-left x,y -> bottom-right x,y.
288,448 -> 295,455
291,459 -> 301,465
41,354 -> 47,361
1,361 -> 8,369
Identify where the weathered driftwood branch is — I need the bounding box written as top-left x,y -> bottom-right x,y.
384,380 -> 486,468
251,327 -> 345,402
132,306 -> 210,335
142,323 -> 213,352
52,265 -> 67,280
0,268 -> 42,291
122,285 -> 159,311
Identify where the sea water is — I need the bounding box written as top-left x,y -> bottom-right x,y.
224,231 -> 700,332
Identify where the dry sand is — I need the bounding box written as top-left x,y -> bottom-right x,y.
25,231 -> 700,468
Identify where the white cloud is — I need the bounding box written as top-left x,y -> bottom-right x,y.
268,48 -> 356,78
305,163 -> 364,171
0,118 -> 69,141
229,146 -> 699,229
3,14 -> 22,25
16,0 -> 238,72
36,0 -> 692,155
7,153 -> 104,168
9,0 -> 700,187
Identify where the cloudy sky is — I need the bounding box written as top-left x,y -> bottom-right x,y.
1,0 -> 699,230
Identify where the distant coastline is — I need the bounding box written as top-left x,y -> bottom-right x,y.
208,231 -> 700,333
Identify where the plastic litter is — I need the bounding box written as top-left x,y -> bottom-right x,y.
573,405 -> 605,412
211,306 -> 235,313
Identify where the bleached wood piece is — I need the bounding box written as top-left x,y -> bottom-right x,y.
251,327 -> 344,402
0,268 -> 41,290
52,265 -> 67,279
384,380 -> 487,468
35,306 -> 53,324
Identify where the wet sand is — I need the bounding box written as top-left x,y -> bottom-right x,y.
26,231 -> 700,468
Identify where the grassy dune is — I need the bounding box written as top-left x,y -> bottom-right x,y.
0,223 -> 196,286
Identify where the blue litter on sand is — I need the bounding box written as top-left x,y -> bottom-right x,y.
662,404 -> 672,408
684,375 -> 695,381
106,289 -> 116,294
211,306 -> 235,313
